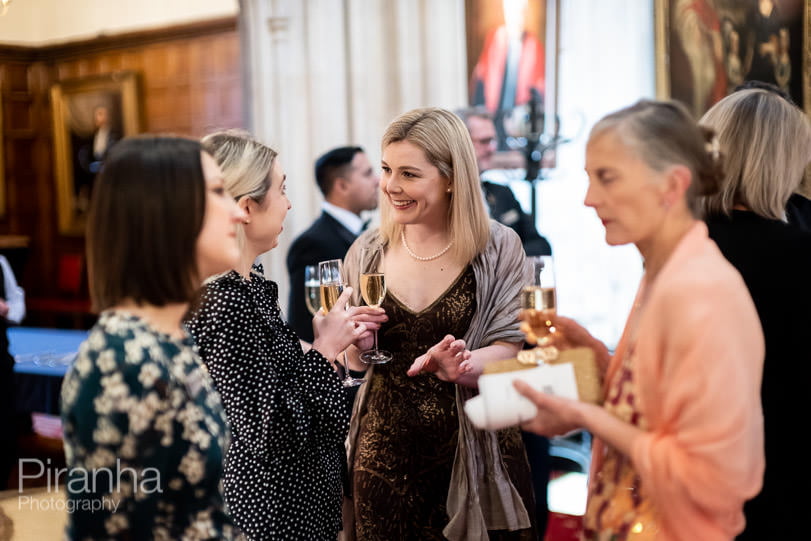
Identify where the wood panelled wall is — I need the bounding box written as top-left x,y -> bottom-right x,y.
0,17 -> 242,321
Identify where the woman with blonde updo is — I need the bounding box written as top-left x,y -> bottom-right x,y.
186,130 -> 384,540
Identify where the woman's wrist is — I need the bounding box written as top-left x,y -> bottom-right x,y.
311,339 -> 339,362
344,345 -> 368,372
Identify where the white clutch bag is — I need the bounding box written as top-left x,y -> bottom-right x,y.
464,347 -> 602,431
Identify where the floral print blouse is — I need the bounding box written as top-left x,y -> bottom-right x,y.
60,311 -> 239,540
186,266 -> 350,540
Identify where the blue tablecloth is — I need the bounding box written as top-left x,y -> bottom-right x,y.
10,327 -> 88,414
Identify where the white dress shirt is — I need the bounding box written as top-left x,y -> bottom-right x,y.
0,255 -> 25,324
322,201 -> 364,236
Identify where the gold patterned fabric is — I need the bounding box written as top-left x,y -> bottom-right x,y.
353,266 -> 536,540
583,343 -> 662,540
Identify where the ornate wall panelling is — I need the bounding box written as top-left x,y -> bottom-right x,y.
0,16 -> 243,325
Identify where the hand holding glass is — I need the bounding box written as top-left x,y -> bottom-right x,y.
318,259 -> 364,387
358,247 -> 392,364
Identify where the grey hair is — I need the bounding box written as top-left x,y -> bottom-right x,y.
589,99 -> 723,216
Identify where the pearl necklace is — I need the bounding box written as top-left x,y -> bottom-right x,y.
401,230 -> 453,261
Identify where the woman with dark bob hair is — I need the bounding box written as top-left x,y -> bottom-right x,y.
60,136 -> 245,539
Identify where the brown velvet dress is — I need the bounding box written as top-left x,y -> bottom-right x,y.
352,266 -> 537,540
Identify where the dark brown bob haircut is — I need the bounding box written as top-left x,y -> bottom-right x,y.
87,135 -> 207,311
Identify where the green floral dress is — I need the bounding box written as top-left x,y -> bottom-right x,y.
60,311 -> 239,540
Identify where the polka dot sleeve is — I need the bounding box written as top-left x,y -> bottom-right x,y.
186,270 -> 350,539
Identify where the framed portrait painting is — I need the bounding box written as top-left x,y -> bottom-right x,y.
656,0 -> 810,118
465,0 -> 560,158
50,71 -> 141,235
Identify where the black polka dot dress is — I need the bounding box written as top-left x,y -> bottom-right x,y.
186,265 -> 350,540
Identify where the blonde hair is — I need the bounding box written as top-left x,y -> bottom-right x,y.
379,107 -> 490,263
589,99 -> 723,216
202,129 -> 278,249
699,89 -> 811,220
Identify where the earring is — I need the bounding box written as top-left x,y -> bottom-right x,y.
446,187 -> 452,193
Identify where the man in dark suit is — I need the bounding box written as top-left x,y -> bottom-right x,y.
458,107 -> 552,256
286,146 -> 379,342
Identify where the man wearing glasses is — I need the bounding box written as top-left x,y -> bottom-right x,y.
458,107 -> 552,257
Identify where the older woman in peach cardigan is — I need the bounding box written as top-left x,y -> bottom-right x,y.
516,100 -> 764,541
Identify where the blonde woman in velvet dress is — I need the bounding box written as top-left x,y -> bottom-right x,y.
342,107 -> 536,540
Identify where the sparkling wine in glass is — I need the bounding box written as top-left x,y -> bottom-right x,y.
520,255 -> 558,346
318,259 -> 364,387
359,247 -> 392,364
320,281 -> 344,312
304,265 -> 322,316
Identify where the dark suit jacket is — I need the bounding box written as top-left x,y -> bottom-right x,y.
286,212 -> 357,342
786,192 -> 811,233
482,180 -> 552,256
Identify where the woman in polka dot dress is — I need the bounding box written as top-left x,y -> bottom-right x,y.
186,130 -> 385,540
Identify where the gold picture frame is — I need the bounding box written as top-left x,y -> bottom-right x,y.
50,71 -> 141,235
656,0 -> 810,118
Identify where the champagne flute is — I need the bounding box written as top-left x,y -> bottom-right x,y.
520,255 -> 558,347
318,259 -> 364,387
358,247 -> 392,364
304,265 -> 322,316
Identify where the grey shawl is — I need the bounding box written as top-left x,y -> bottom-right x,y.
342,220 -> 533,541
